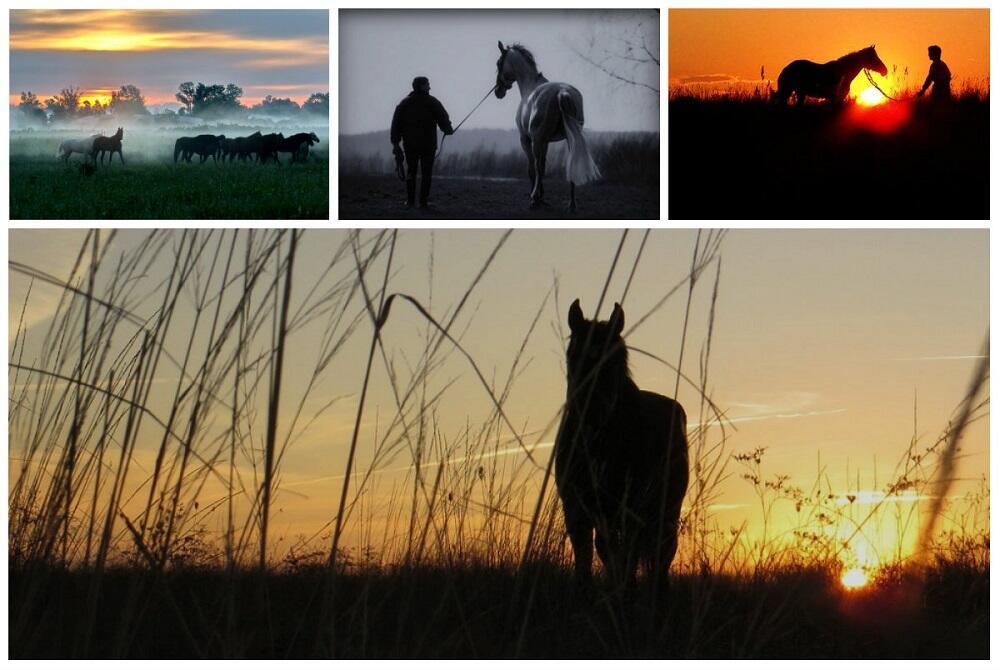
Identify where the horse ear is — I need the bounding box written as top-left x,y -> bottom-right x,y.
568,299 -> 585,332
498,40 -> 506,54
609,303 -> 624,335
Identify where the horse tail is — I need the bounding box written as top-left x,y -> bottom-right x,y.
56,142 -> 64,158
174,139 -> 182,163
557,90 -> 600,185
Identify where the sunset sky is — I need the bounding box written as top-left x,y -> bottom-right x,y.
8,229 -> 989,564
670,9 -> 989,97
9,10 -> 329,108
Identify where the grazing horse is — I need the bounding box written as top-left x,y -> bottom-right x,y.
92,127 -> 124,165
776,45 -> 888,106
495,42 -> 600,212
555,300 -> 689,595
277,132 -> 320,163
174,134 -> 225,163
57,134 -> 101,163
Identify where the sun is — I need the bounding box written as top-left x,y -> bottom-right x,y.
856,86 -> 886,106
840,567 -> 869,590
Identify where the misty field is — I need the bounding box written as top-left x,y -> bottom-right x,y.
9,128 -> 329,219
668,93 -> 989,220
9,229 -> 989,659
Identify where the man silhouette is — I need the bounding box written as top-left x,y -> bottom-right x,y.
917,45 -> 952,100
390,76 -> 454,208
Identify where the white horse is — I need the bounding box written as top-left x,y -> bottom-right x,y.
495,41 -> 600,212
57,134 -> 101,163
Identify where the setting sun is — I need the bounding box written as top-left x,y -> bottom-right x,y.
856,85 -> 886,106
841,568 -> 869,590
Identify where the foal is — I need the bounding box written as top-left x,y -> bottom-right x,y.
555,300 -> 689,595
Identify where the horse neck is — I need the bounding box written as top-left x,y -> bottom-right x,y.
510,57 -> 543,98
838,52 -> 868,80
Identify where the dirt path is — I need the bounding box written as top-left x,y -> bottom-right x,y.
338,175 -> 658,220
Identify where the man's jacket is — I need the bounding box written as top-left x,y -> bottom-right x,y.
391,91 -> 454,152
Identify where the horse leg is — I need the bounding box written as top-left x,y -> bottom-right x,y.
529,141 -> 547,208
796,89 -> 807,107
520,135 -> 535,197
118,150 -> 124,165
568,182 -> 576,214
566,512 -> 595,597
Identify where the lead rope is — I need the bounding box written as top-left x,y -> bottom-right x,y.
864,68 -> 905,102
435,83 -> 499,159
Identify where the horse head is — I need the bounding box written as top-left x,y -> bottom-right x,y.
495,41 -> 514,99
309,132 -> 320,145
566,299 -> 628,389
114,127 -> 124,140
862,45 -> 888,76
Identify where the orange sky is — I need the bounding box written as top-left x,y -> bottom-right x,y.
669,9 -> 989,93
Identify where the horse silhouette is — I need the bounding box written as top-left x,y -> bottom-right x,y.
776,45 -> 888,106
495,42 -> 600,212
277,132 -> 320,163
555,300 -> 689,595
174,134 -> 225,163
257,133 -> 283,164
92,127 -> 124,165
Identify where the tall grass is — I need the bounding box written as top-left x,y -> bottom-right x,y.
8,229 -> 989,658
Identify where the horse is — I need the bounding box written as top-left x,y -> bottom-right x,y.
555,299 -> 689,596
222,132 -> 263,162
775,45 -> 888,106
174,134 -> 225,163
57,134 -> 101,163
92,127 -> 124,165
495,42 -> 600,212
276,132 -> 320,163
257,133 -> 284,164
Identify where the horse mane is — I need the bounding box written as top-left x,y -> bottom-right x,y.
509,43 -> 538,71
834,46 -> 875,65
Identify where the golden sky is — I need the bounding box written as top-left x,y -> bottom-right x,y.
8,229 -> 989,566
669,9 -> 989,93
9,10 -> 328,106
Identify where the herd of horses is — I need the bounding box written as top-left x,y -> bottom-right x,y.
56,128 -> 321,166
174,131 -> 321,164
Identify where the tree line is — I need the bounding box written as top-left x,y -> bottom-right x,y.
14,82 -> 329,125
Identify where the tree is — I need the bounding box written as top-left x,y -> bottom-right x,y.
17,91 -> 47,125
252,94 -> 300,116
45,86 -> 83,121
177,81 -> 245,117
570,11 -> 659,95
302,92 -> 329,116
110,84 -> 149,116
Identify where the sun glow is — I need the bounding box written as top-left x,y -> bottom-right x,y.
841,568 -> 869,590
857,86 -> 886,106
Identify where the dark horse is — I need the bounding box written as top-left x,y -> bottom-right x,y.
555,300 -> 689,594
92,127 -> 124,165
776,45 -> 888,106
277,132 -> 320,163
174,134 -> 226,163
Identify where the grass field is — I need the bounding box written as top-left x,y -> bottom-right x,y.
9,127 -> 329,219
668,93 -> 989,220
10,558 -> 987,658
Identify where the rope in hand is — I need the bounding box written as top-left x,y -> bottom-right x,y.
864,68 -> 906,102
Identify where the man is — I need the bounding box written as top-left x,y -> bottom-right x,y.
917,45 -> 952,100
390,76 -> 454,208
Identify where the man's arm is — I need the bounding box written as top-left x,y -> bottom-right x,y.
919,66 -> 934,95
433,99 -> 455,135
390,103 -> 403,145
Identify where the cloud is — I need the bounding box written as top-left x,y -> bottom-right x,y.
676,73 -> 740,85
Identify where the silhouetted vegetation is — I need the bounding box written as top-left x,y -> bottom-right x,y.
669,89 -> 988,219
8,230 -> 988,657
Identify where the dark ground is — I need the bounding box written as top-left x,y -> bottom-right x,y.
338,175 -> 659,220
668,96 -> 989,220
10,561 -> 988,658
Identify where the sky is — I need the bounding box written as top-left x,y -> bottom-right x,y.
669,9 -> 989,97
9,10 -> 329,107
8,229 -> 989,564
339,9 -> 659,135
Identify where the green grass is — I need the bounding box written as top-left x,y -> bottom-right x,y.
10,157 -> 329,220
